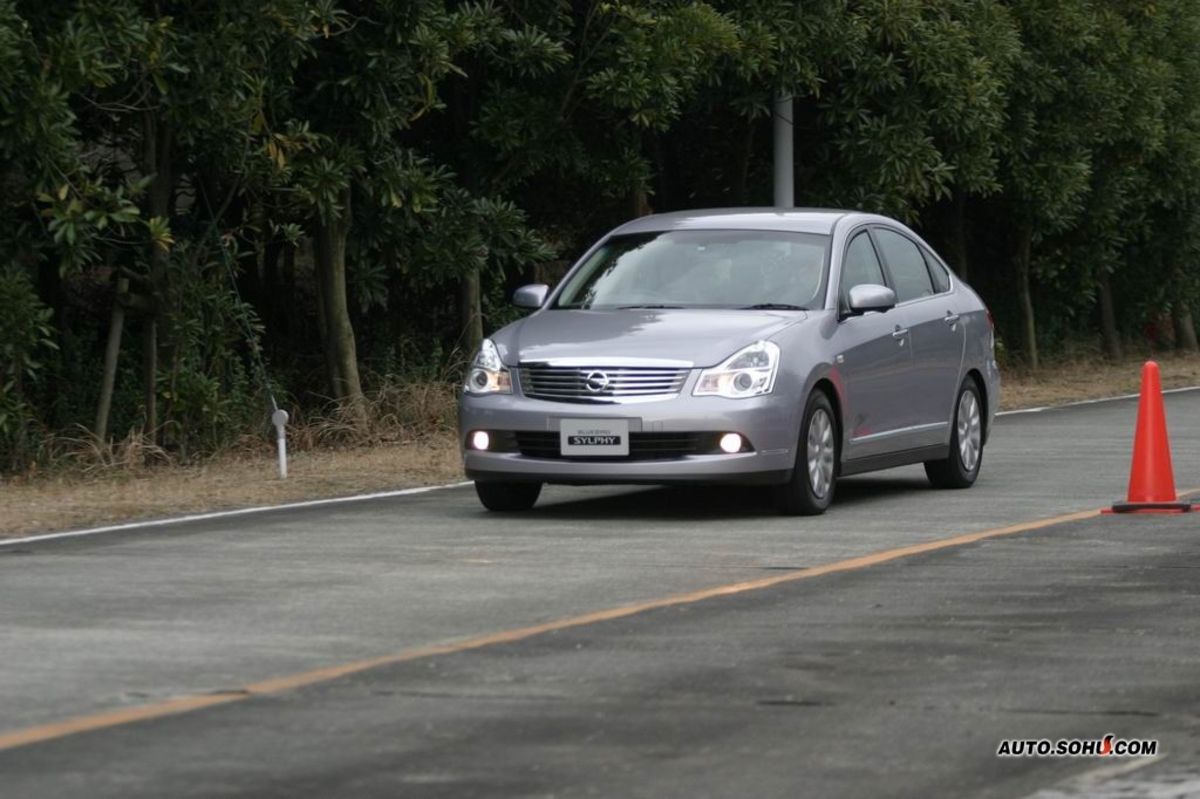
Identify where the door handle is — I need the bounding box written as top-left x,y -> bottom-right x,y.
944,312 -> 961,325
891,327 -> 909,340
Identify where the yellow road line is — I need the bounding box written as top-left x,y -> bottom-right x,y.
0,694 -> 245,752
0,499 -> 1184,753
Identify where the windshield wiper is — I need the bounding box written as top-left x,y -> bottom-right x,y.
740,303 -> 807,311
616,303 -> 686,310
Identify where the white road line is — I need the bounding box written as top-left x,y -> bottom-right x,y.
997,406 -> 1050,416
996,384 -> 1200,417
0,482 -> 474,547
7,383 -> 1200,548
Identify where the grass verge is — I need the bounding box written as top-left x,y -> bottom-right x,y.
0,436 -> 462,539
1000,351 -> 1200,409
2,353 -> 1198,539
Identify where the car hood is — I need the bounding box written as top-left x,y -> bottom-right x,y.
492,308 -> 808,368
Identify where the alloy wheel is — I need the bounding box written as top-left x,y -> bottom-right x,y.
807,408 -> 835,498
957,390 -> 982,472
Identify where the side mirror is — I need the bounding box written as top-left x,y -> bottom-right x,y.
512,283 -> 550,309
846,284 -> 897,316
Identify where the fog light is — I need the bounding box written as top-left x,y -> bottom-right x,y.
719,433 -> 743,453
471,430 -> 491,451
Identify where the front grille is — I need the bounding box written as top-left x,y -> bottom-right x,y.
519,365 -> 689,402
513,431 -> 717,460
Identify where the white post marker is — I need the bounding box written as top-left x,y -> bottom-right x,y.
272,408 -> 289,479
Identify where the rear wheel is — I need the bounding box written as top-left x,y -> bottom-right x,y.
774,390 -> 837,516
475,481 -> 542,511
925,378 -> 983,489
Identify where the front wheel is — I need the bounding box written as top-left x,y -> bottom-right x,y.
475,481 -> 542,511
774,390 -> 838,516
925,378 -> 984,489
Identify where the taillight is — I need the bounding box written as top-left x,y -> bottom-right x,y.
986,309 -> 995,331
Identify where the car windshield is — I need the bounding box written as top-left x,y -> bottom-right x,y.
553,230 -> 830,310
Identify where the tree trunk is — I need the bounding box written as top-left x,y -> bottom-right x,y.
450,72 -> 485,358
95,276 -> 129,443
460,271 -> 483,353
36,254 -> 67,428
650,133 -> 671,210
731,118 -> 755,206
141,112 -> 172,440
141,319 -> 157,437
312,239 -> 338,395
1175,303 -> 1199,353
1097,273 -> 1122,360
630,185 -> 652,218
262,235 -> 283,327
281,245 -> 296,339
948,190 -> 969,280
313,190 -> 366,416
1014,224 -> 1038,370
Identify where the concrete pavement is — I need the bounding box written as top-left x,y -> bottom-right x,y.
2,392 -> 1200,796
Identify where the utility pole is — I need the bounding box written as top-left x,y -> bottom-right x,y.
773,92 -> 794,209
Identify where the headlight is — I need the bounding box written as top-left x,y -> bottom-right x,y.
463,339 -> 512,395
694,341 -> 780,399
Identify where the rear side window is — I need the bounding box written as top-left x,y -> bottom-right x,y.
922,248 -> 952,293
874,228 -> 933,303
840,232 -> 886,309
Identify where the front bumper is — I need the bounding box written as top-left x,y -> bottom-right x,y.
459,391 -> 798,485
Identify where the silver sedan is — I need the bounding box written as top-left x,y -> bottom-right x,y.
459,209 -> 1000,515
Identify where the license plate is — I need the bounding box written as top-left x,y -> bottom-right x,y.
560,419 -> 630,457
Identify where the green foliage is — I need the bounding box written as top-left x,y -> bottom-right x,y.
154,243 -> 267,456
0,268 -> 55,384
0,267 -> 57,467
5,0 -> 1200,472
583,3 -> 741,131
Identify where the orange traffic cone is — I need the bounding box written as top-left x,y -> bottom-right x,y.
1106,361 -> 1193,513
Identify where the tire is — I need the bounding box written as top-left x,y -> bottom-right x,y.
925,377 -> 984,489
475,480 -> 542,511
774,390 -> 838,516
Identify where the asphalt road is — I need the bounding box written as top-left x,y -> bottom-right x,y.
2,391 -> 1200,797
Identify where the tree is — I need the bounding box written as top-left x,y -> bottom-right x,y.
993,0 -> 1112,369
453,0 -> 742,346
1126,0 -> 1200,354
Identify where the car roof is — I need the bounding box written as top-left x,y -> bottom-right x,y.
610,208 -> 892,236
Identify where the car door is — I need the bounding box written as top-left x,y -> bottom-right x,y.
831,229 -> 914,461
872,227 -> 965,445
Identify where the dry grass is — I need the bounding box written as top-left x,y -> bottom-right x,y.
999,351 -> 1200,410
0,433 -> 463,539
3,354 -> 1199,540
0,380 -> 464,539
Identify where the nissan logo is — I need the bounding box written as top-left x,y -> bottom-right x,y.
584,371 -> 611,393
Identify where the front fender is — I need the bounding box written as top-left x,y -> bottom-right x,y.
772,313 -> 846,461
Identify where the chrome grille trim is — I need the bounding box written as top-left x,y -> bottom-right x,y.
519,365 -> 690,403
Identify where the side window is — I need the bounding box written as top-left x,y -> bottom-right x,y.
922,247 -> 951,293
874,228 -> 933,303
840,232 -> 886,309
